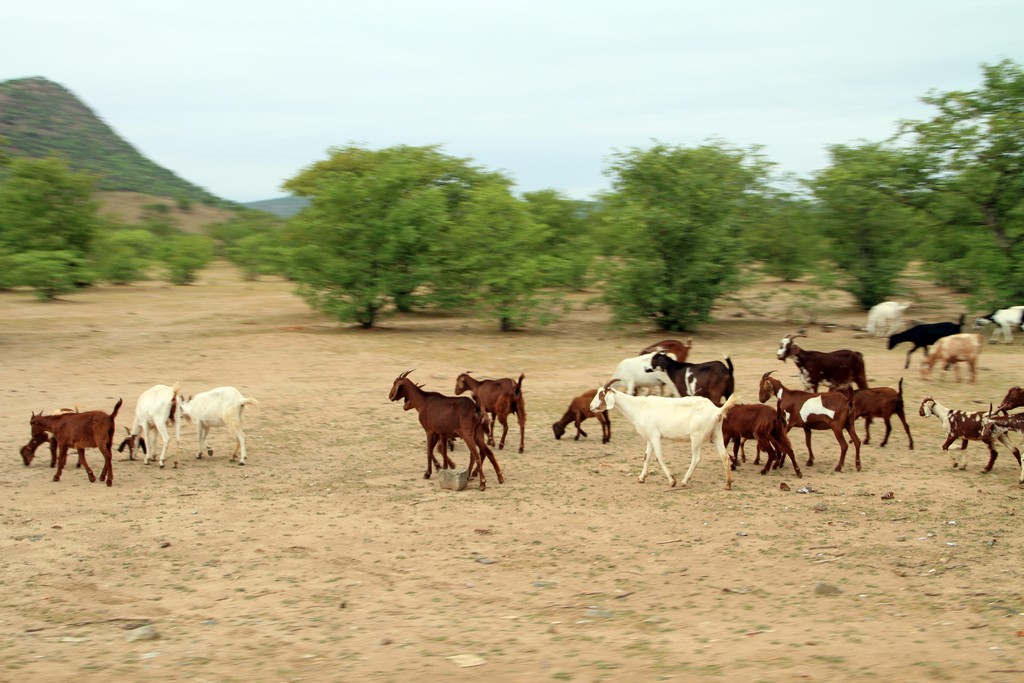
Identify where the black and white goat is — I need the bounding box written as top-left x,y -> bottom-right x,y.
646,352 -> 734,406
974,306 -> 1024,343
887,315 -> 964,369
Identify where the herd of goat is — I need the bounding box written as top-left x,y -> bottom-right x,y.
17,303 -> 1024,491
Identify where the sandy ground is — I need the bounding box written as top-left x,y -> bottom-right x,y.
1,262 -> 1023,682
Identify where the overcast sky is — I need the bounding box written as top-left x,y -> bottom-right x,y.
3,1 -> 1023,203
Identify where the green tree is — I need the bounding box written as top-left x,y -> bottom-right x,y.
445,184 -> 563,331
0,156 -> 101,296
522,189 -> 594,289
740,191 -> 826,282
807,142 -> 922,308
92,227 -> 157,284
600,141 -> 767,331
159,234 -> 214,285
900,59 -> 1024,303
283,144 -> 499,328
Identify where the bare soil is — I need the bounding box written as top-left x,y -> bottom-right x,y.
1,262 -> 1023,682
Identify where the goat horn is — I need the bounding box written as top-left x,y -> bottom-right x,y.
603,378 -> 621,390
397,369 -> 415,379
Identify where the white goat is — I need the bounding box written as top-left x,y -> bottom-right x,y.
866,301 -> 909,337
117,383 -> 181,468
178,386 -> 260,465
590,379 -> 739,489
609,352 -> 679,397
974,305 -> 1024,343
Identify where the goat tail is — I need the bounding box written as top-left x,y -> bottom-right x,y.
716,392 -> 740,423
241,397 -> 261,410
111,397 -> 123,420
515,373 -> 525,396
724,355 -> 734,376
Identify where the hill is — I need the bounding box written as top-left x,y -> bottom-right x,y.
0,76 -> 233,208
242,196 -> 309,218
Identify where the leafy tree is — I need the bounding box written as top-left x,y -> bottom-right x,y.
227,232 -> 292,281
159,234 -> 214,285
599,141 -> 768,331
807,142 -> 922,308
0,156 -> 100,256
445,184 -> 563,331
522,189 -> 594,289
0,156 -> 100,295
283,144 -> 499,328
899,59 -> 1024,303
5,250 -> 84,299
92,227 -> 157,284
740,191 -> 826,282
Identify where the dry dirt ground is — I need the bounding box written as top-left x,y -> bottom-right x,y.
2,262 -> 1023,682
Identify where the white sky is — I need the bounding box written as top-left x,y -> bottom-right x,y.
3,0 -> 1022,203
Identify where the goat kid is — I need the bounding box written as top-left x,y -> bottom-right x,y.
552,388 -> 611,443
639,338 -> 693,362
178,387 -> 259,465
920,333 -> 983,384
850,378 -> 913,449
117,383 -> 181,468
21,398 -> 123,486
919,397 -> 1020,472
454,372 -> 527,453
981,410 -> 1024,484
722,403 -> 802,477
590,379 -> 739,490
609,353 -> 678,397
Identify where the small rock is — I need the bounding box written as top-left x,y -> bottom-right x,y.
779,482 -> 791,491
125,625 -> 159,642
437,467 -> 470,491
476,557 -> 496,565
881,491 -> 895,500
814,583 -> 842,596
448,654 -> 486,668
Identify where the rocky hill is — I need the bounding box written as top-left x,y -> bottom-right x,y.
0,76 -> 233,207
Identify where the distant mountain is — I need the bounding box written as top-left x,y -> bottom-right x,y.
0,76 -> 233,207
242,196 -> 309,218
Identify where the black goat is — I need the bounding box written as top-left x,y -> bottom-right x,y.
887,314 -> 964,369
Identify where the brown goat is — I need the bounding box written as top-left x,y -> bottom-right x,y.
20,398 -> 123,486
759,371 -> 862,472
850,378 -> 913,449
994,386 -> 1024,415
639,338 -> 692,362
722,403 -> 802,477
454,372 -> 527,453
920,333 -> 983,383
552,388 -> 611,443
777,333 -> 868,392
390,370 -> 502,489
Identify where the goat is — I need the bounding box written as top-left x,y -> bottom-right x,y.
866,301 -> 909,337
589,379 -> 739,490
920,333 -> 983,384
178,387 -> 259,465
919,397 -> 1020,473
20,398 -> 123,486
981,411 -> 1024,484
454,372 -> 527,453
759,371 -> 862,472
887,315 -> 964,369
777,333 -> 868,392
609,353 -> 678,397
390,369 -> 501,489
647,352 -> 734,406
117,383 -> 181,468
974,305 -> 1024,343
552,388 -> 611,443
995,386 -> 1024,415
722,403 -> 801,477
850,378 -> 913,449
639,338 -> 693,362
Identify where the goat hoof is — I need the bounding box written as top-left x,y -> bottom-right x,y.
238,461 -> 245,466
670,477 -> 677,487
